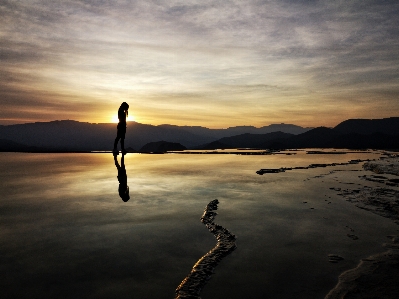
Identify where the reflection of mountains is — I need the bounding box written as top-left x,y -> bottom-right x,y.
175,199 -> 236,299
0,117 -> 398,152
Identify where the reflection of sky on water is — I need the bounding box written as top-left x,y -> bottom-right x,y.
0,151 -> 397,298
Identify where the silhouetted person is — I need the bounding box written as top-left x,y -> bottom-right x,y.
114,152 -> 130,202
113,102 -> 129,155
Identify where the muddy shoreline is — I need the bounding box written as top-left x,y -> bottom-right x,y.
325,156 -> 399,299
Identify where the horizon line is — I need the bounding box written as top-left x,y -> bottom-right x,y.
1,118 -> 319,129
1,116 -> 398,129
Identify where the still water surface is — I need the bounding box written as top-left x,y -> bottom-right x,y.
1,151 -> 397,298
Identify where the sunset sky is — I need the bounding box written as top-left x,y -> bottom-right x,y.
1,0 -> 398,128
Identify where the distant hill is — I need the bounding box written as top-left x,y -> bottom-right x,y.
139,141 -> 186,153
196,119 -> 399,150
160,123 -> 311,139
197,132 -> 294,149
0,117 -> 398,152
0,120 -> 311,152
0,139 -> 39,152
196,141 -> 233,150
0,120 -> 207,151
267,129 -> 399,149
199,128 -> 333,149
333,117 -> 399,135
0,120 -> 114,151
283,127 -> 338,148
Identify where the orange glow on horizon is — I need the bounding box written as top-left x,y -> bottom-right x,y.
111,114 -> 134,123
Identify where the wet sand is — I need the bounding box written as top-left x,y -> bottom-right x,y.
325,156 -> 399,299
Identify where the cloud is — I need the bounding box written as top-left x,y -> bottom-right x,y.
0,0 -> 398,126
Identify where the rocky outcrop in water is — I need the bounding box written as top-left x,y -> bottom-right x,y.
363,156 -> 399,176
256,159 -> 373,175
139,141 -> 186,153
175,199 -> 237,299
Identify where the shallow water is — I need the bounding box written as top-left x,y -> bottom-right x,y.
1,151 -> 398,299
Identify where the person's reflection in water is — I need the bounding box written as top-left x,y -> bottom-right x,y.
114,152 -> 130,202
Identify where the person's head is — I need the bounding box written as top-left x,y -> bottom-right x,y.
121,102 -> 129,111
119,185 -> 130,202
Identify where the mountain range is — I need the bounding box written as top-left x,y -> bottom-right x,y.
0,117 -> 398,152
0,120 -> 311,152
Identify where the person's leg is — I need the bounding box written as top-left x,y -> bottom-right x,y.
114,123 -> 121,151
121,138 -> 125,153
114,136 -> 120,150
